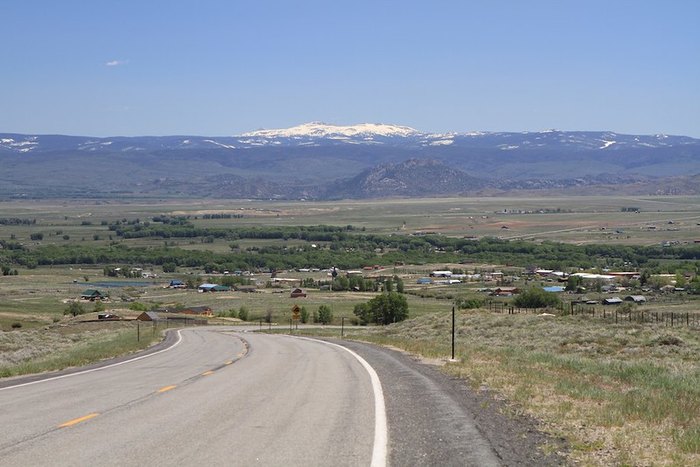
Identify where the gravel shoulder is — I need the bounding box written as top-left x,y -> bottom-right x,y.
336,339 -> 566,466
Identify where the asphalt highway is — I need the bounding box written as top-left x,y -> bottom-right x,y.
0,328 -> 376,466
0,327 -> 544,466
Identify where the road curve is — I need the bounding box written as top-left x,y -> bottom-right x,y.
0,328 -> 560,466
0,328 -> 377,466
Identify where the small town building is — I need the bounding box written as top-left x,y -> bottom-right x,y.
81,289 -> 105,301
430,270 -> 453,278
624,295 -> 647,303
570,273 -> 616,282
168,279 -> 186,288
137,311 -> 162,321
491,287 -> 520,296
603,297 -> 624,305
198,283 -> 231,292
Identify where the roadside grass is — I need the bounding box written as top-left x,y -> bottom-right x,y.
333,311 -> 700,466
0,322 -> 162,379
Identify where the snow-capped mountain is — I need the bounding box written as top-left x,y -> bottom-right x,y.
1,124 -> 699,199
238,122 -> 456,147
241,122 -> 423,139
1,124 -> 697,154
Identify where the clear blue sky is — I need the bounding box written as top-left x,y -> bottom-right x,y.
2,1 -> 698,137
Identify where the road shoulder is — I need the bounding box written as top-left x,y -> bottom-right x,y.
336,339 -> 566,466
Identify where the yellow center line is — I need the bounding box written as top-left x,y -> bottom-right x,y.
158,385 -> 177,393
59,413 -> 99,428
202,370 -> 215,376
224,360 -> 233,365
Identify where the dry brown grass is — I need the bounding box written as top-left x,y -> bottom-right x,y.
346,310 -> 700,466
0,319 -> 160,378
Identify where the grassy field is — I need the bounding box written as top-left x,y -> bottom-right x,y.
1,196 -> 699,465
297,311 -> 700,465
2,195 -> 700,248
0,320 -> 162,378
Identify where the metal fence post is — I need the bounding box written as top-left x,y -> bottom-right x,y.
451,306 -> 455,361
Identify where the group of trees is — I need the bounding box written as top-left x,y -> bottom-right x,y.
217,304 -> 336,324
303,274 -> 405,293
353,292 -> 409,325
213,293 -> 409,326
0,218 -> 35,225
111,222 -> 358,242
5,226 -> 699,273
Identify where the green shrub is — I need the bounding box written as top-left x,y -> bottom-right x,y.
318,305 -> 333,325
129,302 -> 149,311
455,297 -> 484,309
512,287 -> 562,309
65,301 -> 85,317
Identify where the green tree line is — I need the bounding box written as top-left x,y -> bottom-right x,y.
2,230 -> 699,273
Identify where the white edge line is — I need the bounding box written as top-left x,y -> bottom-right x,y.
293,336 -> 387,467
0,330 -> 184,392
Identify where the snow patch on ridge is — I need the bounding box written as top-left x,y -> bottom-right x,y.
241,122 -> 422,139
204,139 -> 236,149
0,137 -> 38,153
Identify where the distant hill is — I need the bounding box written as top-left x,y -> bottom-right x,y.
330,159 -> 488,198
1,123 -> 699,199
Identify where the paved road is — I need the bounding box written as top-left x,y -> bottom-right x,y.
1,327 -> 556,466
0,328 -> 376,466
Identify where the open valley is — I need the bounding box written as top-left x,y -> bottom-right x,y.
1,195 -> 699,465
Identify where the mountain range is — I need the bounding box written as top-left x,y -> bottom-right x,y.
1,123 -> 699,199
